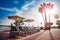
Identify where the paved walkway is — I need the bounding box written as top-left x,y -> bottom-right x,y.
0,28 -> 60,40
19,28 -> 60,40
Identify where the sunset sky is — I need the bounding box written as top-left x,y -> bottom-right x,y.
0,0 -> 60,27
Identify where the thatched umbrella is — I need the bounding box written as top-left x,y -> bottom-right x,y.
8,15 -> 25,20
24,19 -> 34,22
54,14 -> 59,19
8,15 -> 25,26
56,20 -> 60,28
8,15 -> 25,37
24,19 -> 34,26
56,20 -> 60,25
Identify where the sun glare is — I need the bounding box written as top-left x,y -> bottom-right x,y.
45,5 -> 58,25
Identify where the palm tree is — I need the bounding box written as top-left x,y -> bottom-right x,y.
39,3 -> 53,30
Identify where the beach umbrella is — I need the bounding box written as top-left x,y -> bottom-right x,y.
24,19 -> 34,26
56,20 -> 60,25
24,19 -> 34,22
54,15 -> 59,19
56,20 -> 60,28
8,15 -> 25,20
8,15 -> 25,26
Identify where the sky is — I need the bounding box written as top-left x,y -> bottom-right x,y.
0,0 -> 60,27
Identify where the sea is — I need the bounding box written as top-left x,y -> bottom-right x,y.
0,27 -> 9,31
